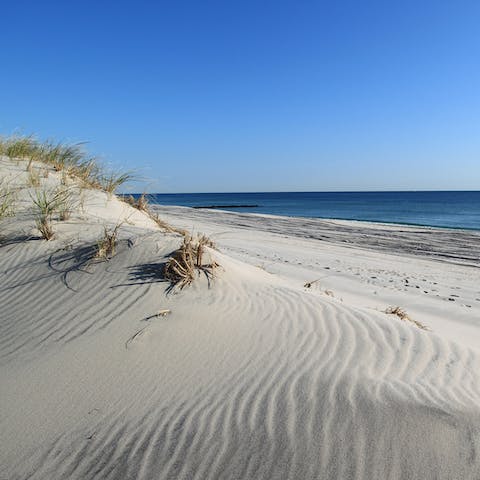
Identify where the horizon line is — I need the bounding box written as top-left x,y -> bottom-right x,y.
124,189 -> 480,195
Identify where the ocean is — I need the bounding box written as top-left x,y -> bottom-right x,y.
142,191 -> 480,231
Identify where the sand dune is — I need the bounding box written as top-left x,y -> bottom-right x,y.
2,158 -> 480,479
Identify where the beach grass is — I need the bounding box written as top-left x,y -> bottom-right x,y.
31,187 -> 71,240
100,171 -> 134,194
0,135 -> 39,160
120,193 -> 189,236
95,224 -> 121,260
164,234 -> 217,288
123,193 -> 148,211
1,134 -> 131,194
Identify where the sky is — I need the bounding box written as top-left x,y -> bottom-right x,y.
1,0 -> 479,192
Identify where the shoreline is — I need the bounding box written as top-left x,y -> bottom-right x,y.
136,189 -> 480,232
154,201 -> 480,232
152,204 -> 480,267
172,203 -> 480,233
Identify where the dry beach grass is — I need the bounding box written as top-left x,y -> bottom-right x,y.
164,233 -> 218,288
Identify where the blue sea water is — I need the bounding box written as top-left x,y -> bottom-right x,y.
145,191 -> 480,231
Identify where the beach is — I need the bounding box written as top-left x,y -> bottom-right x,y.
2,157 -> 480,479
153,205 -> 480,349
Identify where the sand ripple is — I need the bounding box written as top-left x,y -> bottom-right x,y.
1,241 -> 480,479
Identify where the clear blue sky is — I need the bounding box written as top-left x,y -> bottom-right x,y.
1,0 -> 479,192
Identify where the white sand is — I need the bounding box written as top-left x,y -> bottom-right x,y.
1,156 -> 480,479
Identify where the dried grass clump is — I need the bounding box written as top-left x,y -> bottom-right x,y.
164,234 -> 218,288
95,224 -> 121,260
31,187 -> 71,240
123,193 -> 149,211
197,234 -> 216,249
136,193 -> 148,211
384,306 -> 429,330
36,215 -> 55,240
123,195 -> 136,208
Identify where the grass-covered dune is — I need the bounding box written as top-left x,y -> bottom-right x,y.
0,135 -> 131,193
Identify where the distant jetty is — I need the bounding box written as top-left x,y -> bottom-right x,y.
192,204 -> 259,209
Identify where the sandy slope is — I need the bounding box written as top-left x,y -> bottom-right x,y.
1,158 -> 480,479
